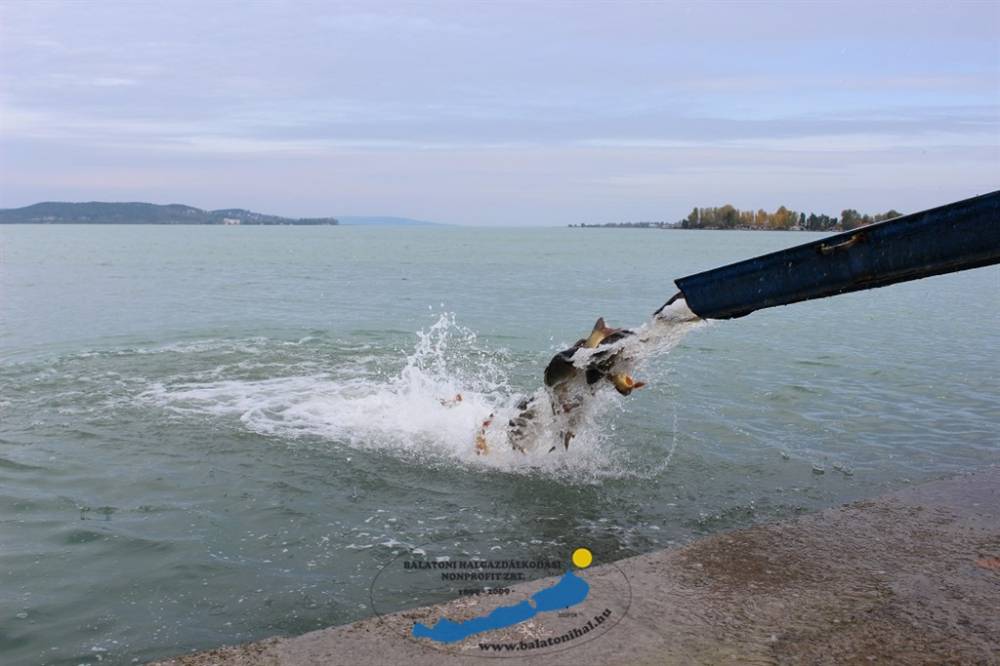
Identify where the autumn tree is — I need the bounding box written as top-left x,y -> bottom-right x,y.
841,209 -> 863,230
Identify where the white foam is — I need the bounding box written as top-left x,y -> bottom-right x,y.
139,307 -> 703,479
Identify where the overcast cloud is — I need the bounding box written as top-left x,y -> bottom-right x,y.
1,1 -> 997,225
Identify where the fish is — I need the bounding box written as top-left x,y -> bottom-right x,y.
582,316 -> 621,349
474,413 -> 494,455
609,373 -> 646,396
544,317 -> 643,393
440,393 -> 463,407
499,317 -> 647,454
543,318 -> 629,388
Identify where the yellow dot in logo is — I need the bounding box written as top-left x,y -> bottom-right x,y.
571,547 -> 593,569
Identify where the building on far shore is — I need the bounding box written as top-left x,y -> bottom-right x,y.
222,218 -> 241,225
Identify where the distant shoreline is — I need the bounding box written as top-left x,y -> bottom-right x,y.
571,204 -> 902,233
0,201 -> 338,226
0,202 -> 448,226
0,221 -> 341,225
569,224 -> 824,231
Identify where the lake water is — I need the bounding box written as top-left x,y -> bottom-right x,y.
1,225 -> 997,665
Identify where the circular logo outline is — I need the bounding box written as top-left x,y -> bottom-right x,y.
368,534 -> 633,659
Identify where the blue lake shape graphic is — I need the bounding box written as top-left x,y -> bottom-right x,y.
412,570 -> 590,644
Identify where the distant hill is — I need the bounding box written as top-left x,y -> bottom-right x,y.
336,216 -> 441,226
0,202 -> 338,225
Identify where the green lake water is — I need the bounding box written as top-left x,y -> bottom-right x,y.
1,225 -> 997,665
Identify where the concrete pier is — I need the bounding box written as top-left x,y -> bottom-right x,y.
154,467 -> 1000,665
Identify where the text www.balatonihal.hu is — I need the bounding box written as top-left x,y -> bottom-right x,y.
478,608 -> 612,652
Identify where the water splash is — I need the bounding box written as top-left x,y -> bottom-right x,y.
141,303 -> 703,477
474,299 -> 703,460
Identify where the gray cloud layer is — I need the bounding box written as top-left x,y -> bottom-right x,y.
1,1 -> 997,224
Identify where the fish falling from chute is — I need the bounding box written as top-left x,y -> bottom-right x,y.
474,317 -> 649,455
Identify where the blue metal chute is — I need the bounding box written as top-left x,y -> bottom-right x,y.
667,189 -> 1000,320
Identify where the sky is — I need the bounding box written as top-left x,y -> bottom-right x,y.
1,1 -> 998,226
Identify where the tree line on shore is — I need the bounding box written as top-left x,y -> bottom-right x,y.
681,205 -> 903,231
572,205 -> 904,231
